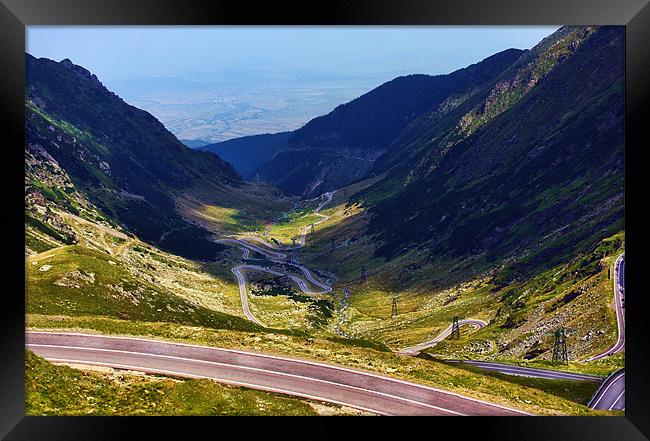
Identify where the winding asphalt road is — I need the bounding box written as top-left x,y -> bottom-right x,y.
396,253 -> 626,410
585,253 -> 625,362
581,253 -> 625,410
32,197 -> 624,413
26,331 -> 530,416
587,368 -> 625,411
398,320 -> 604,383
231,265 -> 265,326
398,319 -> 488,355
445,360 -> 602,382
219,192 -> 336,325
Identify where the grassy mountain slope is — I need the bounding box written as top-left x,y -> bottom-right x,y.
369,27 -> 597,180
26,351 -> 368,416
26,55 -> 290,260
24,27 -> 625,415
363,26 -> 623,274
294,26 -> 624,365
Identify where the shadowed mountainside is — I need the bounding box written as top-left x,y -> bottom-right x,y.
26,55 -> 250,260
199,131 -> 291,180
254,48 -> 525,197
361,26 -> 624,279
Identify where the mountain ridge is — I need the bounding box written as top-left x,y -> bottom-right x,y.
252,48 -> 525,196
199,131 -> 291,180
25,54 -> 261,260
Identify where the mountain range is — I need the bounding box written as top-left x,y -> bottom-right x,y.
198,131 -> 292,180
26,54 -> 262,260
24,24 -> 624,370
206,25 -> 623,283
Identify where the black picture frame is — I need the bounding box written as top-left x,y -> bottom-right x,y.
2,1 -> 649,439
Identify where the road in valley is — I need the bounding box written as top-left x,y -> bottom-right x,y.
398,254 -> 626,410
398,320 -> 603,382
217,238 -> 286,260
445,360 -> 603,382
230,265 -> 265,326
398,319 -> 488,355
219,192 -> 336,325
26,331 -> 530,416
34,194 -> 623,414
224,195 -> 625,410
580,253 -> 625,410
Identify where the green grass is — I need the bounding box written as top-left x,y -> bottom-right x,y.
25,228 -> 63,254
24,159 -> 622,416
25,212 -> 75,245
26,245 -> 261,333
175,182 -> 293,238
26,350 -> 361,416
176,194 -> 264,235
247,275 -> 334,329
333,231 -> 623,367
266,213 -> 324,245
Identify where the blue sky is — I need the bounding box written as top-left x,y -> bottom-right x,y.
26,26 -> 560,142
27,26 -> 559,81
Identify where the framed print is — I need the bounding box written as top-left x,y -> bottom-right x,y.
1,0 -> 649,439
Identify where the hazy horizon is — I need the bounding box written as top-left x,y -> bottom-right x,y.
27,26 -> 559,143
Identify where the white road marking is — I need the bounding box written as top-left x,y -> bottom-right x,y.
588,369 -> 625,409
608,389 -> 625,411
44,357 -> 388,416
29,343 -> 465,415
26,331 -> 531,415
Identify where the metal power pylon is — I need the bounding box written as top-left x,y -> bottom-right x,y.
360,265 -> 367,284
311,223 -> 315,234
552,328 -> 570,364
451,316 -> 461,340
391,297 -> 398,318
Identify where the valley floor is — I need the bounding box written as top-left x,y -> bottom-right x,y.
25,180 -> 624,416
